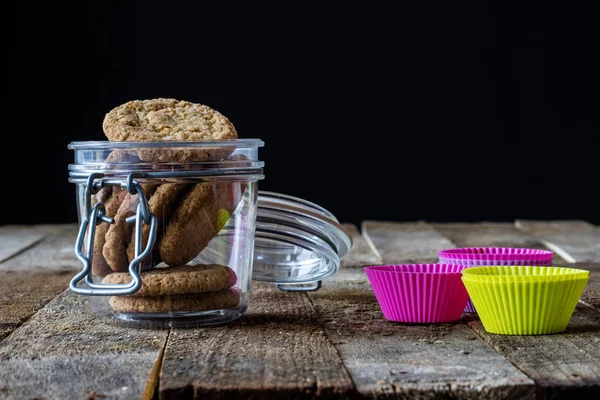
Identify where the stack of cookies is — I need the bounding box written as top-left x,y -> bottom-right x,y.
103,264 -> 240,313
92,98 -> 243,313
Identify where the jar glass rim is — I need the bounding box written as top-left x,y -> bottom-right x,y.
68,138 -> 265,150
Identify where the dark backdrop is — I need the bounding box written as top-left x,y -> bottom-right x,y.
8,1 -> 599,227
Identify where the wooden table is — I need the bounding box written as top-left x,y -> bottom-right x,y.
1,220 -> 599,399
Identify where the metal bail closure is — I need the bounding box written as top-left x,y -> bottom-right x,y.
70,173 -> 158,296
251,191 -> 353,292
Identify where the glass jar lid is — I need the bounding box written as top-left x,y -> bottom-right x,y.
252,191 -> 353,291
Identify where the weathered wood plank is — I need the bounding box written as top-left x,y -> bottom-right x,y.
0,224 -> 80,271
433,222 -> 569,264
340,223 -> 382,268
465,305 -> 600,399
306,221 -> 535,399
159,282 -> 355,399
577,263 -> 600,311
361,220 -> 456,264
0,291 -> 168,400
0,270 -> 72,341
0,225 -> 62,264
515,220 -> 600,263
584,273 -> 600,311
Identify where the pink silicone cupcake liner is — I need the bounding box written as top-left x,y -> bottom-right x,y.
438,258 -> 553,266
438,247 -> 553,262
438,248 -> 554,313
364,264 -> 470,323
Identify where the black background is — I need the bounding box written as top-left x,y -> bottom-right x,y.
8,1 -> 599,227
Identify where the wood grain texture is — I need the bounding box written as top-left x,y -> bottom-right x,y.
582,273 -> 600,312
0,291 -> 168,400
577,263 -> 600,311
515,220 -> 600,263
0,270 -> 72,341
340,223 -> 382,268
465,305 -> 600,399
308,267 -> 534,399
433,222 -> 569,264
159,282 -> 354,399
0,225 -> 61,264
361,221 -> 456,264
0,224 -> 80,271
307,222 -> 535,399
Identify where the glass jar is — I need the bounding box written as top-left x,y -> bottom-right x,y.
68,139 -> 351,328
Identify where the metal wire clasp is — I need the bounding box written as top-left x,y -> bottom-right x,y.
70,173 -> 158,296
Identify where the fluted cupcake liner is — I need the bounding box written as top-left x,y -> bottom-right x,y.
439,248 -> 555,314
462,265 -> 589,282
457,264 -> 579,314
462,266 -> 589,335
438,247 -> 553,262
440,255 -> 553,313
438,258 -> 553,266
364,264 -> 470,323
464,300 -> 477,313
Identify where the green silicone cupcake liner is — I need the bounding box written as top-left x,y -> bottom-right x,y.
462,266 -> 589,283
461,266 -> 589,335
